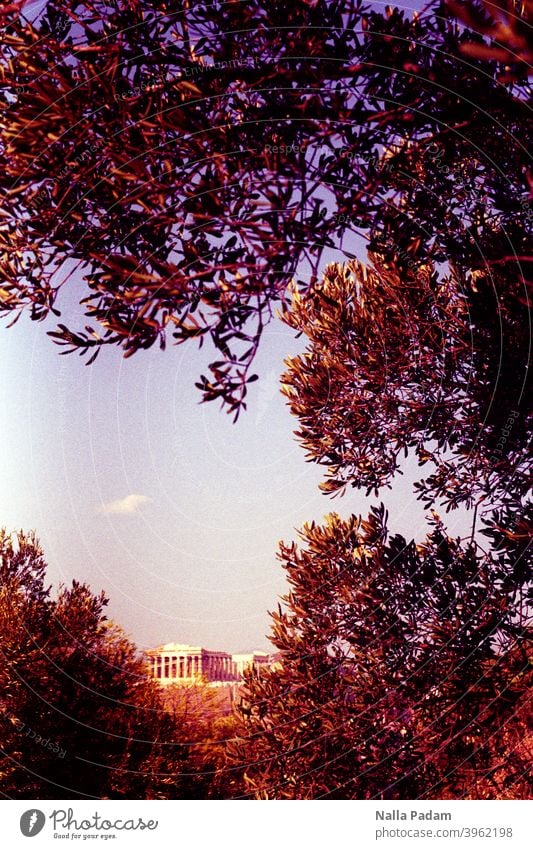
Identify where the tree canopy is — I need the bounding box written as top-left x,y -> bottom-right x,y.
0,529 -> 222,798
231,505 -> 532,799
0,0 -> 531,412
282,255 -> 532,513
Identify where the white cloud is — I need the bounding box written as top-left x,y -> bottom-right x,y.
98,494 -> 152,515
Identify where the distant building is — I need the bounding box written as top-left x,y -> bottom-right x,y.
147,643 -> 237,684
232,651 -> 271,677
146,643 -> 274,685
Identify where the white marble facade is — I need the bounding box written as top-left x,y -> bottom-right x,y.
147,643 -> 271,684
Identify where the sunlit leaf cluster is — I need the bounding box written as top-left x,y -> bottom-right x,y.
282,255 -> 531,511
231,506 -> 532,799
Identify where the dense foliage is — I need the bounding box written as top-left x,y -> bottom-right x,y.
161,682 -> 241,799
282,256 -> 532,512
232,506 -> 532,799
0,1 -> 530,412
0,530 -> 224,798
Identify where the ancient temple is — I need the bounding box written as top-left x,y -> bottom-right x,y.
147,643 -> 272,685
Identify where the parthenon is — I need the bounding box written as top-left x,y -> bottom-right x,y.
147,643 -> 271,685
